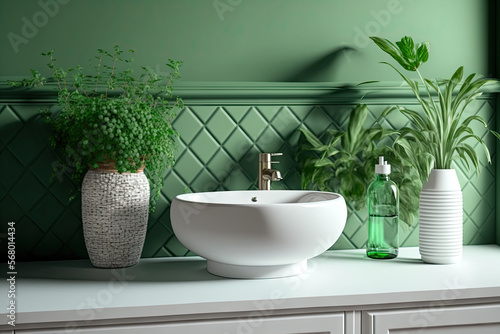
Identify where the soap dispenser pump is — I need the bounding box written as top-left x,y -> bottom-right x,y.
367,156 -> 399,259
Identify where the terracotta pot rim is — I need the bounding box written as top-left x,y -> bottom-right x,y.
93,162 -> 145,173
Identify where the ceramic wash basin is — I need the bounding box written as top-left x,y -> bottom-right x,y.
170,190 -> 347,278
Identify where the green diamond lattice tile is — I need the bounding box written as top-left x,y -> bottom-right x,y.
223,127 -> 253,160
9,125 -> 46,166
142,222 -> 171,257
191,169 -> 219,193
172,150 -> 204,185
0,196 -> 25,222
237,146 -> 260,182
463,219 -> 478,244
223,166 -> 254,190
270,107 -> 301,140
401,226 -> 419,247
206,108 -> 237,144
0,105 -> 23,146
10,171 -> 46,211
470,200 -> 495,231
239,107 -> 268,140
255,126 -> 282,153
30,148 -> 58,188
188,105 -> 216,123
11,105 -> 44,122
16,216 -> 45,254
1,98 -> 496,262
482,176 -> 496,208
50,210 -> 82,241
172,107 -> 203,144
148,193 -> 170,222
53,246 -> 78,260
67,228 -> 88,258
28,194 -> 64,232
0,149 -> 24,190
288,105 -> 313,120
343,210 -> 364,238
174,137 -> 187,159
206,149 -> 235,181
349,218 -> 369,249
331,233 -> 356,249
48,175 -> 78,204
165,236 -> 189,256
162,171 -> 189,201
189,129 -> 219,164
223,106 -> 251,123
303,106 -> 332,135
32,231 -> 63,258
253,105 -> 282,122
0,184 -> 6,202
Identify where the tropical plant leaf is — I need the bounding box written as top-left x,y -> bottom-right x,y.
370,36 -> 414,71
396,36 -> 416,64
416,42 -> 430,64
490,130 -> 500,140
297,128 -> 324,148
424,78 -> 438,92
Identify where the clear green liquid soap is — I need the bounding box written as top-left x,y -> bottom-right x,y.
367,157 -> 399,259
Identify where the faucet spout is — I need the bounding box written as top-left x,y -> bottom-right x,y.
258,153 -> 283,190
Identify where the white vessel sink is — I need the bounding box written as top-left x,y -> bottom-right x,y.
170,190 -> 347,279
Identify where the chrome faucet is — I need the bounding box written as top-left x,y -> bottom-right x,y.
259,153 -> 283,190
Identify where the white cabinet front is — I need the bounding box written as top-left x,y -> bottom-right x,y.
17,313 -> 345,334
363,303 -> 500,334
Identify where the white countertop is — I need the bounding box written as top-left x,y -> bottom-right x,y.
3,245 -> 500,328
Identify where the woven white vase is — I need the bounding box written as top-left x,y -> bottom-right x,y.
419,169 -> 463,264
82,168 -> 150,268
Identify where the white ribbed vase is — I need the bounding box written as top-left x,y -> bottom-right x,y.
419,169 -> 463,264
82,168 -> 150,268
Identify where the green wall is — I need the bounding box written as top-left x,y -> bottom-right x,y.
0,0 -> 489,82
0,0 -> 497,261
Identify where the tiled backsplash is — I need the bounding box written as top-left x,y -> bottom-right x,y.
0,86 -> 496,261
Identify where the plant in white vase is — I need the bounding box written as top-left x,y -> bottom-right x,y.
371,35 -> 498,264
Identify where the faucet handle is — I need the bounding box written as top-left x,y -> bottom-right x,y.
259,152 -> 283,163
270,152 -> 282,164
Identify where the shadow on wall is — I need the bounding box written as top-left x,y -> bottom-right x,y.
283,46 -> 357,82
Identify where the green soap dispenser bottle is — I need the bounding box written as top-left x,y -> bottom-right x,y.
367,156 -> 399,259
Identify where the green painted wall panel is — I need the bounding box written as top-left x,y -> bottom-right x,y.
0,0 -> 490,82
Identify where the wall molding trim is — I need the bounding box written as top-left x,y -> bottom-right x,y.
1,80 -> 498,106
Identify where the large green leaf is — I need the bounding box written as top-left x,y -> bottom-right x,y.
297,128 -> 323,147
396,36 -> 416,63
416,42 -> 430,64
345,104 -> 368,152
370,36 -> 414,71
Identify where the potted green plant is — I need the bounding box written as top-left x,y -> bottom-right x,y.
10,45 -> 183,268
370,35 -> 498,264
297,103 -> 422,227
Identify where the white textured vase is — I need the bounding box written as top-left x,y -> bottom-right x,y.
419,169 -> 463,264
82,168 -> 150,268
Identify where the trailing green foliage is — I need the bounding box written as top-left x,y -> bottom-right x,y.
9,45 -> 183,212
296,104 -> 420,226
371,36 -> 498,183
